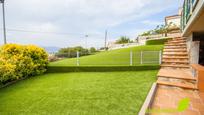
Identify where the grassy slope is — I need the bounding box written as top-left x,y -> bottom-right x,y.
0,71 -> 157,115
50,45 -> 163,66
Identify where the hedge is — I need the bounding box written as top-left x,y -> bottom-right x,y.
0,44 -> 48,84
146,38 -> 172,45
46,65 -> 160,73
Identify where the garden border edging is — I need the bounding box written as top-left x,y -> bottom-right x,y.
46,65 -> 160,73
138,82 -> 158,115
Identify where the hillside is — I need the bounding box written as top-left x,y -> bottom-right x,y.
49,45 -> 163,66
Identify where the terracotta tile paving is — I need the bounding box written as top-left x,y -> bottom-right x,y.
151,86 -> 204,115
200,92 -> 204,102
149,37 -> 204,115
157,69 -> 195,80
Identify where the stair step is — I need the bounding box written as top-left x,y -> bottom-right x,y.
165,43 -> 186,46
165,42 -> 186,44
173,38 -> 186,40
161,64 -> 190,68
157,80 -> 198,90
163,49 -> 187,52
167,40 -> 186,44
162,56 -> 189,59
162,60 -> 189,64
163,52 -> 188,56
163,59 -> 189,62
169,39 -> 186,42
164,46 -> 187,49
157,69 -> 196,81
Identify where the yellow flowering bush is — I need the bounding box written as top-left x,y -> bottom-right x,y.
0,58 -> 16,82
0,44 -> 48,84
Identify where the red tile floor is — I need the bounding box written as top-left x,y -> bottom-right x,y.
151,86 -> 204,115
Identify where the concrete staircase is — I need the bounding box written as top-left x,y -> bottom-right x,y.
157,37 -> 198,90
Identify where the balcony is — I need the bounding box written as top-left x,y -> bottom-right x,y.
181,0 -> 204,36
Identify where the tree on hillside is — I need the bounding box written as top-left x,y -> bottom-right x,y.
157,24 -> 168,37
140,22 -> 180,37
115,36 -> 133,44
140,31 -> 151,36
90,47 -> 97,53
56,46 -> 89,58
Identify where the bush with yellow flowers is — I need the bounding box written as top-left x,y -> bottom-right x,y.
0,44 -> 48,84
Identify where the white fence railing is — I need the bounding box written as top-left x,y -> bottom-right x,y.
53,51 -> 162,66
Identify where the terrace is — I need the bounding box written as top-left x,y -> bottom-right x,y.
0,0 -> 204,115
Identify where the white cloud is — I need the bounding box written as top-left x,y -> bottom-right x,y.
141,20 -> 163,26
0,0 -> 180,47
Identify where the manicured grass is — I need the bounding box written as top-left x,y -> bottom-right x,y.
49,45 -> 163,66
0,71 -> 157,115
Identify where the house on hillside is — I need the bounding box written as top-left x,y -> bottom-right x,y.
107,41 -> 140,50
165,8 -> 182,37
137,8 -> 183,44
165,8 -> 182,28
181,0 -> 204,66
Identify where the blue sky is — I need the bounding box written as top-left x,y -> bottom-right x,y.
0,0 -> 183,48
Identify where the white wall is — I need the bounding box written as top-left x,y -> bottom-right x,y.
186,35 -> 200,64
166,18 -> 181,27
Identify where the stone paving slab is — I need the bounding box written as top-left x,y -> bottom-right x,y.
157,69 -> 196,80
151,86 -> 204,115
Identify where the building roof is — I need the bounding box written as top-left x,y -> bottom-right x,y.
165,15 -> 181,20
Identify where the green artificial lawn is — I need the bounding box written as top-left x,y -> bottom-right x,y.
49,45 -> 163,66
0,71 -> 157,115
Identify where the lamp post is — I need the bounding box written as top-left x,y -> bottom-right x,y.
85,35 -> 88,49
104,30 -> 107,50
0,0 -> 7,44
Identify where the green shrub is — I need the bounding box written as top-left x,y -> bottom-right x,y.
46,65 -> 160,73
56,46 -> 90,58
0,44 -> 48,84
115,36 -> 133,44
146,38 -> 172,45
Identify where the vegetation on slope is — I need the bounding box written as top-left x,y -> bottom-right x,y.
49,45 -> 163,66
146,38 -> 172,45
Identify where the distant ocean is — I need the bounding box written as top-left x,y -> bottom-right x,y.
43,46 -> 60,54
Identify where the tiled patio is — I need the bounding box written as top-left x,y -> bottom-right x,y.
151,86 -> 204,115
